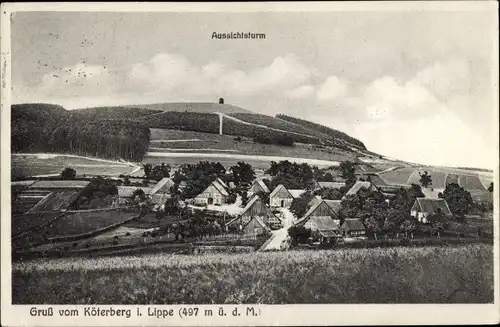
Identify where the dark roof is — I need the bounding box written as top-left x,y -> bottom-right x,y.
323,200 -> 342,214
343,181 -> 378,198
317,182 -> 345,189
341,218 -> 365,231
29,180 -> 90,189
414,198 -> 452,215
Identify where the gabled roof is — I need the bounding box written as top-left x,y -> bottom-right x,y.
211,180 -> 229,197
117,186 -> 153,198
225,209 -> 272,233
340,218 -> 366,231
308,196 -> 323,208
149,178 -> 175,195
11,180 -> 38,187
323,200 -> 342,214
307,216 -> 339,231
289,189 -> 306,198
317,182 -> 345,189
216,177 -> 229,190
241,195 -> 261,214
343,181 -> 378,198
29,180 -> 90,189
269,184 -> 292,198
421,187 -> 444,199
413,198 -> 452,216
296,200 -> 338,226
251,179 -> 270,193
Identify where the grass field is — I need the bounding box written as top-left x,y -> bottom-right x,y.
42,209 -> 138,238
146,128 -> 355,168
12,212 -> 62,237
12,244 -> 493,304
12,154 -> 134,177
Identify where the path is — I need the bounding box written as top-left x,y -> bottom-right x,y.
261,208 -> 296,251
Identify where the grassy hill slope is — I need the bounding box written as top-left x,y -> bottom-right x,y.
121,102 -> 252,114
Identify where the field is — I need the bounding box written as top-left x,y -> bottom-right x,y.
41,209 -> 138,239
380,167 -> 491,191
13,209 -> 139,250
12,244 -> 493,304
12,212 -> 62,237
145,128 -> 355,168
11,154 -> 134,178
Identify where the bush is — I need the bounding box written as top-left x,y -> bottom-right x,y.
125,232 -> 131,236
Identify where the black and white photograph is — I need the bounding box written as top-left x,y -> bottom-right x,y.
1,1 -> 499,326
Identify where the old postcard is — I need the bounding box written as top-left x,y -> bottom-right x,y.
1,1 -> 499,326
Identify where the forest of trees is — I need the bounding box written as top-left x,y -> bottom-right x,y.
12,104 -> 151,162
276,114 -> 367,149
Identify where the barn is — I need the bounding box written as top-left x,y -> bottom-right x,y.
339,218 -> 366,238
248,179 -> 270,195
225,206 -> 272,238
149,177 -> 175,206
410,198 -> 452,223
269,184 -> 306,208
194,179 -> 229,205
295,199 -> 341,228
228,195 -> 282,230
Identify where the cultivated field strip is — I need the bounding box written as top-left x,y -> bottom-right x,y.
12,244 -> 494,304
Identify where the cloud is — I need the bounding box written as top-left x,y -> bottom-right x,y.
316,76 -> 348,101
285,84 -> 315,99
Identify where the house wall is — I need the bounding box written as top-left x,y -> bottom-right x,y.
242,199 -> 281,229
270,197 -> 293,208
194,184 -> 226,205
309,202 -> 335,218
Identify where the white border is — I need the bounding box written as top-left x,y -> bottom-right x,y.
1,2 -> 499,326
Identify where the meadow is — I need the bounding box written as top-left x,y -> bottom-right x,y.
12,244 -> 493,304
146,128 -> 355,168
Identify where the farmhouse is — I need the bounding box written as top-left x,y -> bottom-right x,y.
295,199 -> 341,227
117,186 -> 153,205
410,198 -> 452,223
342,181 -> 379,199
296,214 -> 340,244
248,179 -> 270,195
149,177 -> 175,205
194,179 -> 229,205
230,195 -> 282,230
269,184 -> 306,208
339,218 -> 366,238
225,207 -> 272,238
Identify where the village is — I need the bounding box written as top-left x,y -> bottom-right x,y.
11,158 -> 494,257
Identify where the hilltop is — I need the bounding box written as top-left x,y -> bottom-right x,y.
120,102 -> 252,114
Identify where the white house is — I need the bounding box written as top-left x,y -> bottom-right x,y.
194,179 -> 229,205
269,184 -> 306,208
410,198 -> 452,223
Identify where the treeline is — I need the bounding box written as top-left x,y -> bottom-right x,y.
12,104 -> 150,161
277,114 -> 366,150
222,117 -> 321,146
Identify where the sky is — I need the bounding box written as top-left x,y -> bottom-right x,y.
10,9 -> 498,169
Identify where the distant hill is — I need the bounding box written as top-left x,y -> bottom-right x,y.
117,102 -> 252,114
